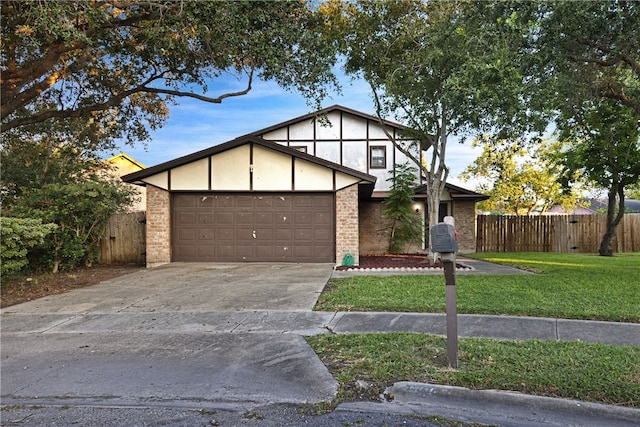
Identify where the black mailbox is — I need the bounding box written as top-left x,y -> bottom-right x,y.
430,223 -> 457,253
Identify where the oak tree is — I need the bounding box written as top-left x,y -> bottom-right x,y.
1,0 -> 338,142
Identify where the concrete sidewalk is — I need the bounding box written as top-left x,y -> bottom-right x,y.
2,310 -> 638,346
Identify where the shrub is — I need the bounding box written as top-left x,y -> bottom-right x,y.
0,217 -> 57,277
10,180 -> 133,273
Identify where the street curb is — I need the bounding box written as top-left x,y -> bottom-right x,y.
388,382 -> 640,424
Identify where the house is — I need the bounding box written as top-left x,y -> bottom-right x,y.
103,152 -> 147,212
122,105 -> 487,267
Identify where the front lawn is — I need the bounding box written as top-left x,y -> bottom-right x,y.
316,252 -> 640,322
306,332 -> 640,407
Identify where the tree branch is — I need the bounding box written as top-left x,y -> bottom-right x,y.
1,68 -> 255,133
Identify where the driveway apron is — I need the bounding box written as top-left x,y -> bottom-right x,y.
1,263 -> 338,409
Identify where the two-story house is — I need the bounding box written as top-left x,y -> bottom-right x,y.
123,105 -> 487,267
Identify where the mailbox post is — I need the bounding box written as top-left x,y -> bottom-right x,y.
430,217 -> 458,368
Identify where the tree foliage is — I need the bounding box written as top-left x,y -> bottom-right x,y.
461,138 -> 586,215
532,1 -> 640,255
321,0 -> 545,255
383,163 -> 422,253
1,0 -> 338,142
9,181 -> 135,273
558,101 -> 640,255
0,217 -> 57,277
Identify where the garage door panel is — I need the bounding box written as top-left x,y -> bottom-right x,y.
198,213 -> 214,224
294,212 -> 312,225
314,212 -> 331,224
173,193 -> 334,262
198,196 -> 214,207
215,196 -> 234,208
236,229 -> 255,241
236,244 -> 254,258
255,245 -> 275,258
178,212 -> 197,225
314,228 -> 332,240
255,213 -> 273,224
215,212 -> 234,225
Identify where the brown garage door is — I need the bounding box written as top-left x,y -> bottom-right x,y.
172,193 -> 335,262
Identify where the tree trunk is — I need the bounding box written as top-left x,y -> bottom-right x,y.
599,183 -> 625,256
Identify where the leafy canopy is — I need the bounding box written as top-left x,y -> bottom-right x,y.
461,138 -> 586,215
1,0 -> 339,142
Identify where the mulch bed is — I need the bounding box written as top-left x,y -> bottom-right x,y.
335,254 -> 467,271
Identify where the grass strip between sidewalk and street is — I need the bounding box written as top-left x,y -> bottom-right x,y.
306,332 -> 640,408
315,253 -> 640,322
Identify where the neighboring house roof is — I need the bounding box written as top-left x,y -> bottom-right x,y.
546,205 -> 596,215
104,152 -> 146,176
547,198 -> 640,215
121,134 -> 377,194
588,198 -> 640,213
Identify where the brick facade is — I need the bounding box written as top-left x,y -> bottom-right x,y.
359,201 -> 424,255
452,200 -> 477,252
145,185 -> 171,267
335,184 -> 360,265
359,199 -> 478,255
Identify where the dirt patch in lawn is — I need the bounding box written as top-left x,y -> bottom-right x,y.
1,264 -> 143,308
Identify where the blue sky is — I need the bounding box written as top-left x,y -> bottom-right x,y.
113,72 -> 483,189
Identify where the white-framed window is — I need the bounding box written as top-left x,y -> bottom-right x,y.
370,146 -> 386,168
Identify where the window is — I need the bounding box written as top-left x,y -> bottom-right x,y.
291,146 -> 307,153
370,146 -> 386,168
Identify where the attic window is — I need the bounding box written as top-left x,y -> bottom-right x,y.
370,146 -> 386,169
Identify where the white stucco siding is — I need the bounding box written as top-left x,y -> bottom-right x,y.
252,145 -> 292,191
294,159 -> 334,191
335,172 -> 360,190
262,128 -> 288,140
315,140 -> 341,164
368,121 -> 393,139
341,115 -> 368,139
315,111 -> 342,139
370,168 -> 393,191
171,158 -> 209,190
289,121 -> 314,139
142,171 -> 169,190
342,141 -> 367,172
211,145 -> 251,190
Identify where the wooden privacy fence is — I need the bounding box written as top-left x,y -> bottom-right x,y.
476,214 -> 640,253
99,211 -> 146,264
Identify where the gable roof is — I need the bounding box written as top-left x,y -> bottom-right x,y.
414,182 -> 490,202
121,134 -> 376,187
250,104 -> 408,137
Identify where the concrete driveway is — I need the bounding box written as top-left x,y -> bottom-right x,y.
2,263 -> 334,314
1,263 -> 338,409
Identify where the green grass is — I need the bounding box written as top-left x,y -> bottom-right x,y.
316,253 -> 640,322
306,332 -> 640,408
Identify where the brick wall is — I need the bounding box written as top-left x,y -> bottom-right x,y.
359,201 -> 425,254
452,200 -> 477,252
145,185 -> 171,267
335,184 -> 360,265
360,199 -> 478,254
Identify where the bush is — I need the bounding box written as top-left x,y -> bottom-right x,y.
0,217 -> 57,277
10,180 -> 133,273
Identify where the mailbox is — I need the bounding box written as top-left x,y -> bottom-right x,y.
430,223 -> 457,253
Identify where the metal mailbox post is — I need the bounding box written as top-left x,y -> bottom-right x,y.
430,218 -> 458,368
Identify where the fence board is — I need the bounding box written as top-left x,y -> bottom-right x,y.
99,211 -> 146,264
476,214 -> 640,253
